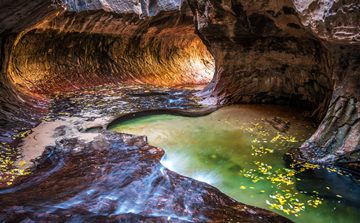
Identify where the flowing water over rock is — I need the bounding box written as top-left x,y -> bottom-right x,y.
1,132 -> 289,222
0,85 -> 205,187
111,105 -> 360,223
0,85 -> 292,222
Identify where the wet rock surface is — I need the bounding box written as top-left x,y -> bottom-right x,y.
0,84 -> 295,222
0,85 -> 208,187
0,131 -> 292,222
46,85 -> 208,120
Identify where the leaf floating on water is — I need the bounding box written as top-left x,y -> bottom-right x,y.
240,185 -> 247,190
251,145 -> 274,157
271,133 -> 282,143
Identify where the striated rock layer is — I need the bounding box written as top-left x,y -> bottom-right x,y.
7,2 -> 214,95
292,0 -> 360,169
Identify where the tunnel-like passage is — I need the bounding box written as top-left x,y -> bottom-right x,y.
7,11 -> 214,95
0,0 -> 358,171
2,0 -> 359,167
0,0 -> 360,222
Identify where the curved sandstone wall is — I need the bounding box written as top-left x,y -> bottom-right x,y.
7,6 -> 214,95
293,0 -> 360,168
188,0 -> 359,168
187,0 -> 333,117
9,28 -> 213,94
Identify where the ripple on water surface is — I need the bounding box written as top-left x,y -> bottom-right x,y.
111,105 -> 360,223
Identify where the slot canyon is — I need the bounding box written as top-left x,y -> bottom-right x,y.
0,0 -> 359,222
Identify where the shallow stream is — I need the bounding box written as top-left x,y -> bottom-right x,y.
111,105 -> 360,223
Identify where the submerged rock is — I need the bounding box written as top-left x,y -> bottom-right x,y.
265,117 -> 291,133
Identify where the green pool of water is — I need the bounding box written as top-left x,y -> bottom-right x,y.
111,105 -> 360,223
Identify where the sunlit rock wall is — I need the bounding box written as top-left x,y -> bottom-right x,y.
9,23 -> 213,94
0,0 -> 55,145
6,1 -> 213,95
